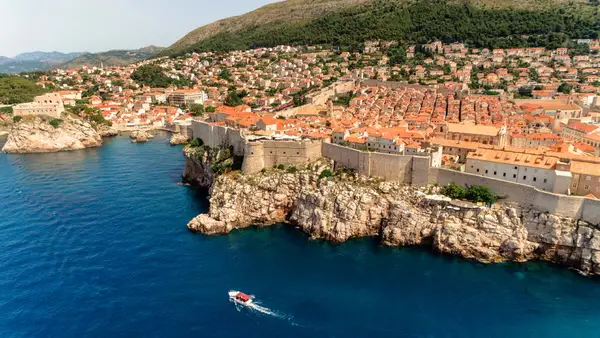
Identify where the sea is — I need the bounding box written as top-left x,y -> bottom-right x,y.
1,132 -> 600,338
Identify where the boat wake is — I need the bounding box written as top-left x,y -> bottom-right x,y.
229,290 -> 298,325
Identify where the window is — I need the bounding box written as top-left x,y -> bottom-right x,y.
585,185 -> 590,191
494,171 -> 497,175
523,176 -> 527,180
587,176 -> 592,181
543,179 -> 547,183
477,169 -> 480,173
485,170 -> 488,174
514,166 -> 518,170
503,173 -> 506,177
533,177 -> 537,182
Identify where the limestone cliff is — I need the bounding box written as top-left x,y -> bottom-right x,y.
182,145 -> 234,188
129,130 -> 153,143
2,115 -> 102,153
187,165 -> 600,275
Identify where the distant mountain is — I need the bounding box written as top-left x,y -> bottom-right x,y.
160,0 -> 598,56
0,46 -> 164,74
0,51 -> 85,74
13,51 -> 85,62
57,46 -> 165,69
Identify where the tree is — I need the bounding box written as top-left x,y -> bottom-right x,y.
218,68 -> 232,82
388,46 -> 407,66
12,116 -> 22,123
465,185 -> 498,205
557,82 -> 573,94
131,64 -> 172,88
206,106 -> 216,113
189,104 -> 204,116
518,86 -> 533,98
224,90 -> 243,107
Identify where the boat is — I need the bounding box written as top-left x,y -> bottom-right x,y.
229,290 -> 253,305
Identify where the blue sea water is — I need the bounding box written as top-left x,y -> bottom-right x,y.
1,133 -> 600,337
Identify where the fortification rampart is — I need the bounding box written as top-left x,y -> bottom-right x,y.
429,168 -> 600,225
322,142 -> 429,184
187,121 -> 600,224
242,140 -> 323,174
190,120 -> 244,155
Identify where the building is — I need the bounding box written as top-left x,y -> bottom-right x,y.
444,123 -> 507,146
168,90 -> 208,106
13,93 -> 65,119
466,148 -> 572,193
569,161 -> 600,197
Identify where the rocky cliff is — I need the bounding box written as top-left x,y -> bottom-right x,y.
182,145 -> 235,189
2,115 -> 102,153
187,164 -> 600,275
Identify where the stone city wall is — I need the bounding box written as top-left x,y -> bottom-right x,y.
190,120 -> 244,155
242,140 -> 323,174
322,142 -> 429,184
429,168 -> 600,225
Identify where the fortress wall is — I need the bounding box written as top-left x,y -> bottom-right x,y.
368,152 -> 413,182
411,156 -> 431,186
429,168 -> 595,222
241,142 -> 265,174
190,120 -> 244,154
242,140 -> 323,174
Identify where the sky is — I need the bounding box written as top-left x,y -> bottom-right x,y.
0,0 -> 277,57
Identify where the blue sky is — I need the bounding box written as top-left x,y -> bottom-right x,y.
0,0 -> 277,57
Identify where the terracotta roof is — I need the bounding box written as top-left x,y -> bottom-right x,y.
467,148 -> 559,169
447,123 -> 500,136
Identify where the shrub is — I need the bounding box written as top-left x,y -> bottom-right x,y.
260,168 -> 267,173
49,119 -> 63,128
189,138 -> 204,147
277,164 -> 285,170
12,115 -> 22,123
465,185 -> 498,205
319,169 -> 333,179
287,166 -> 297,174
440,182 -> 467,200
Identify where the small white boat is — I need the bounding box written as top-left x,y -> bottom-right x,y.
229,290 -> 253,305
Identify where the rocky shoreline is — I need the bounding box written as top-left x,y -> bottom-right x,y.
2,115 -> 103,153
183,148 -> 600,276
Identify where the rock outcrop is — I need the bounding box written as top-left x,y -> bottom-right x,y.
2,115 -> 102,153
96,124 -> 119,137
170,133 -> 189,146
187,164 -> 600,275
182,145 -> 234,188
130,130 -> 153,143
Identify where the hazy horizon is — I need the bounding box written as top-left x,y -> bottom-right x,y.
0,0 -> 277,57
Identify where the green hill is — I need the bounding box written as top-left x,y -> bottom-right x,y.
0,74 -> 47,105
161,0 -> 599,56
58,46 -> 164,69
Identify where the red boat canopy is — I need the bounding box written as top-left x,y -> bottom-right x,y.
236,293 -> 251,302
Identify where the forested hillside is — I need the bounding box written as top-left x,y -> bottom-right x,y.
0,75 -> 47,105
162,0 -> 599,56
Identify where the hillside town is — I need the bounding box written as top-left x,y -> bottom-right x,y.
5,40 -> 600,198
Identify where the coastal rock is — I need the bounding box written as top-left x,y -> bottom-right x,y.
2,115 -> 102,153
130,130 -> 153,143
185,156 -> 600,275
96,125 -> 119,137
170,133 -> 189,146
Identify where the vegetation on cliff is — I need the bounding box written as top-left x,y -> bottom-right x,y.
0,74 -> 47,104
162,0 -> 598,56
440,182 -> 499,205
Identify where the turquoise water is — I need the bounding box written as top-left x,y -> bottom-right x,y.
1,133 -> 600,337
